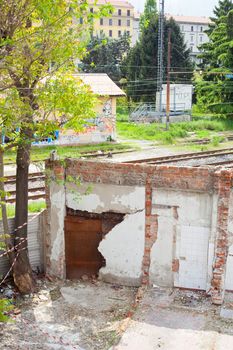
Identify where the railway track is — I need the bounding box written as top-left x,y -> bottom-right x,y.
126,147 -> 233,165
4,172 -> 45,203
5,147 -> 233,203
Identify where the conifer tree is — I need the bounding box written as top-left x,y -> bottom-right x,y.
125,16 -> 193,101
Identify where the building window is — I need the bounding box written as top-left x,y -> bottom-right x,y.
200,26 -> 203,32
118,9 -> 122,15
100,18 -> 103,25
127,31 -> 130,36
118,30 -> 121,37
109,18 -> 112,26
200,35 -> 203,42
90,8 -> 94,13
109,30 -> 112,37
127,9 -> 130,16
181,25 -> 184,31
190,45 -> 193,52
127,19 -> 130,27
190,35 -> 194,42
191,25 -> 194,31
80,18 -> 83,24
118,19 -> 121,26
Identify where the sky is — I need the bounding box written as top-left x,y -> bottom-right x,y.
130,0 -> 219,17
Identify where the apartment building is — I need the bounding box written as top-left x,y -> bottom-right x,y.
88,0 -> 134,40
167,15 -> 211,64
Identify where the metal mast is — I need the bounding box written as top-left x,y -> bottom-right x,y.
157,0 -> 165,117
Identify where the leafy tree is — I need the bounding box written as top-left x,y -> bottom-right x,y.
0,0 -> 108,293
125,17 -> 193,101
80,33 -> 130,81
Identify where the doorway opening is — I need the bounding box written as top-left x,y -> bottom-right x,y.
65,209 -> 125,279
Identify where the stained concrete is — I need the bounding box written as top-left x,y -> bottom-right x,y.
114,288 -> 233,350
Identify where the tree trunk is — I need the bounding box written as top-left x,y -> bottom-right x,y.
13,128 -> 35,294
0,147 -> 14,261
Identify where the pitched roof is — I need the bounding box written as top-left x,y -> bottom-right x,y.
75,73 -> 125,96
88,0 -> 134,9
166,14 -> 211,25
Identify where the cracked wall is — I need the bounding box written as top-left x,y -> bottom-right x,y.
66,182 -> 145,286
45,159 -> 233,304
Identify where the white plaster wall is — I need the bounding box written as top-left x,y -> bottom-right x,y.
150,189 -> 212,289
150,208 -> 174,287
98,210 -> 145,286
48,182 -> 66,278
66,183 -> 145,214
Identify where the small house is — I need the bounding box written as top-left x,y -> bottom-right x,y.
57,73 -> 125,145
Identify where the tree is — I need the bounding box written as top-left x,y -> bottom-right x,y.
80,33 -> 130,81
125,16 -> 193,101
0,0 -> 109,293
140,0 -> 157,30
199,0 -> 233,68
196,1 -> 233,115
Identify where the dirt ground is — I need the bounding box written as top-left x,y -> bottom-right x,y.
0,279 -> 137,350
2,282 -> 233,350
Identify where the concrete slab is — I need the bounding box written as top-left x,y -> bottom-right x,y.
114,288 -> 233,350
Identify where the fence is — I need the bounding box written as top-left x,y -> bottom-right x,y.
0,210 -> 46,278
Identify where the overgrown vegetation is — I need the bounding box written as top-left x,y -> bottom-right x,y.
117,112 -> 233,144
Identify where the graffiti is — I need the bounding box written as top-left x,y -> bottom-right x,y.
102,99 -> 112,117
34,98 -> 116,146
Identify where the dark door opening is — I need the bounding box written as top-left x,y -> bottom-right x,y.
65,210 -> 125,279
65,216 -> 105,279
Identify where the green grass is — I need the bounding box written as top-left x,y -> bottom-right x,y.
0,201 -> 46,219
117,116 -> 233,145
4,142 -> 136,164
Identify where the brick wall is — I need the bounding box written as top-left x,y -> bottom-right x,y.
141,178 -> 158,285
65,159 -> 216,192
211,169 -> 233,304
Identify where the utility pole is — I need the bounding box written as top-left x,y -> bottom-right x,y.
157,0 -> 165,117
166,28 -> 171,130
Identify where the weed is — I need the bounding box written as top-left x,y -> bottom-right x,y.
211,136 -> 225,147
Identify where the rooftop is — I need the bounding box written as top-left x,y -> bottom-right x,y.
88,0 -> 134,9
166,14 -> 211,25
75,73 -> 125,97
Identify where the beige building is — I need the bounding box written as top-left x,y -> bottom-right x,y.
88,0 -> 139,44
